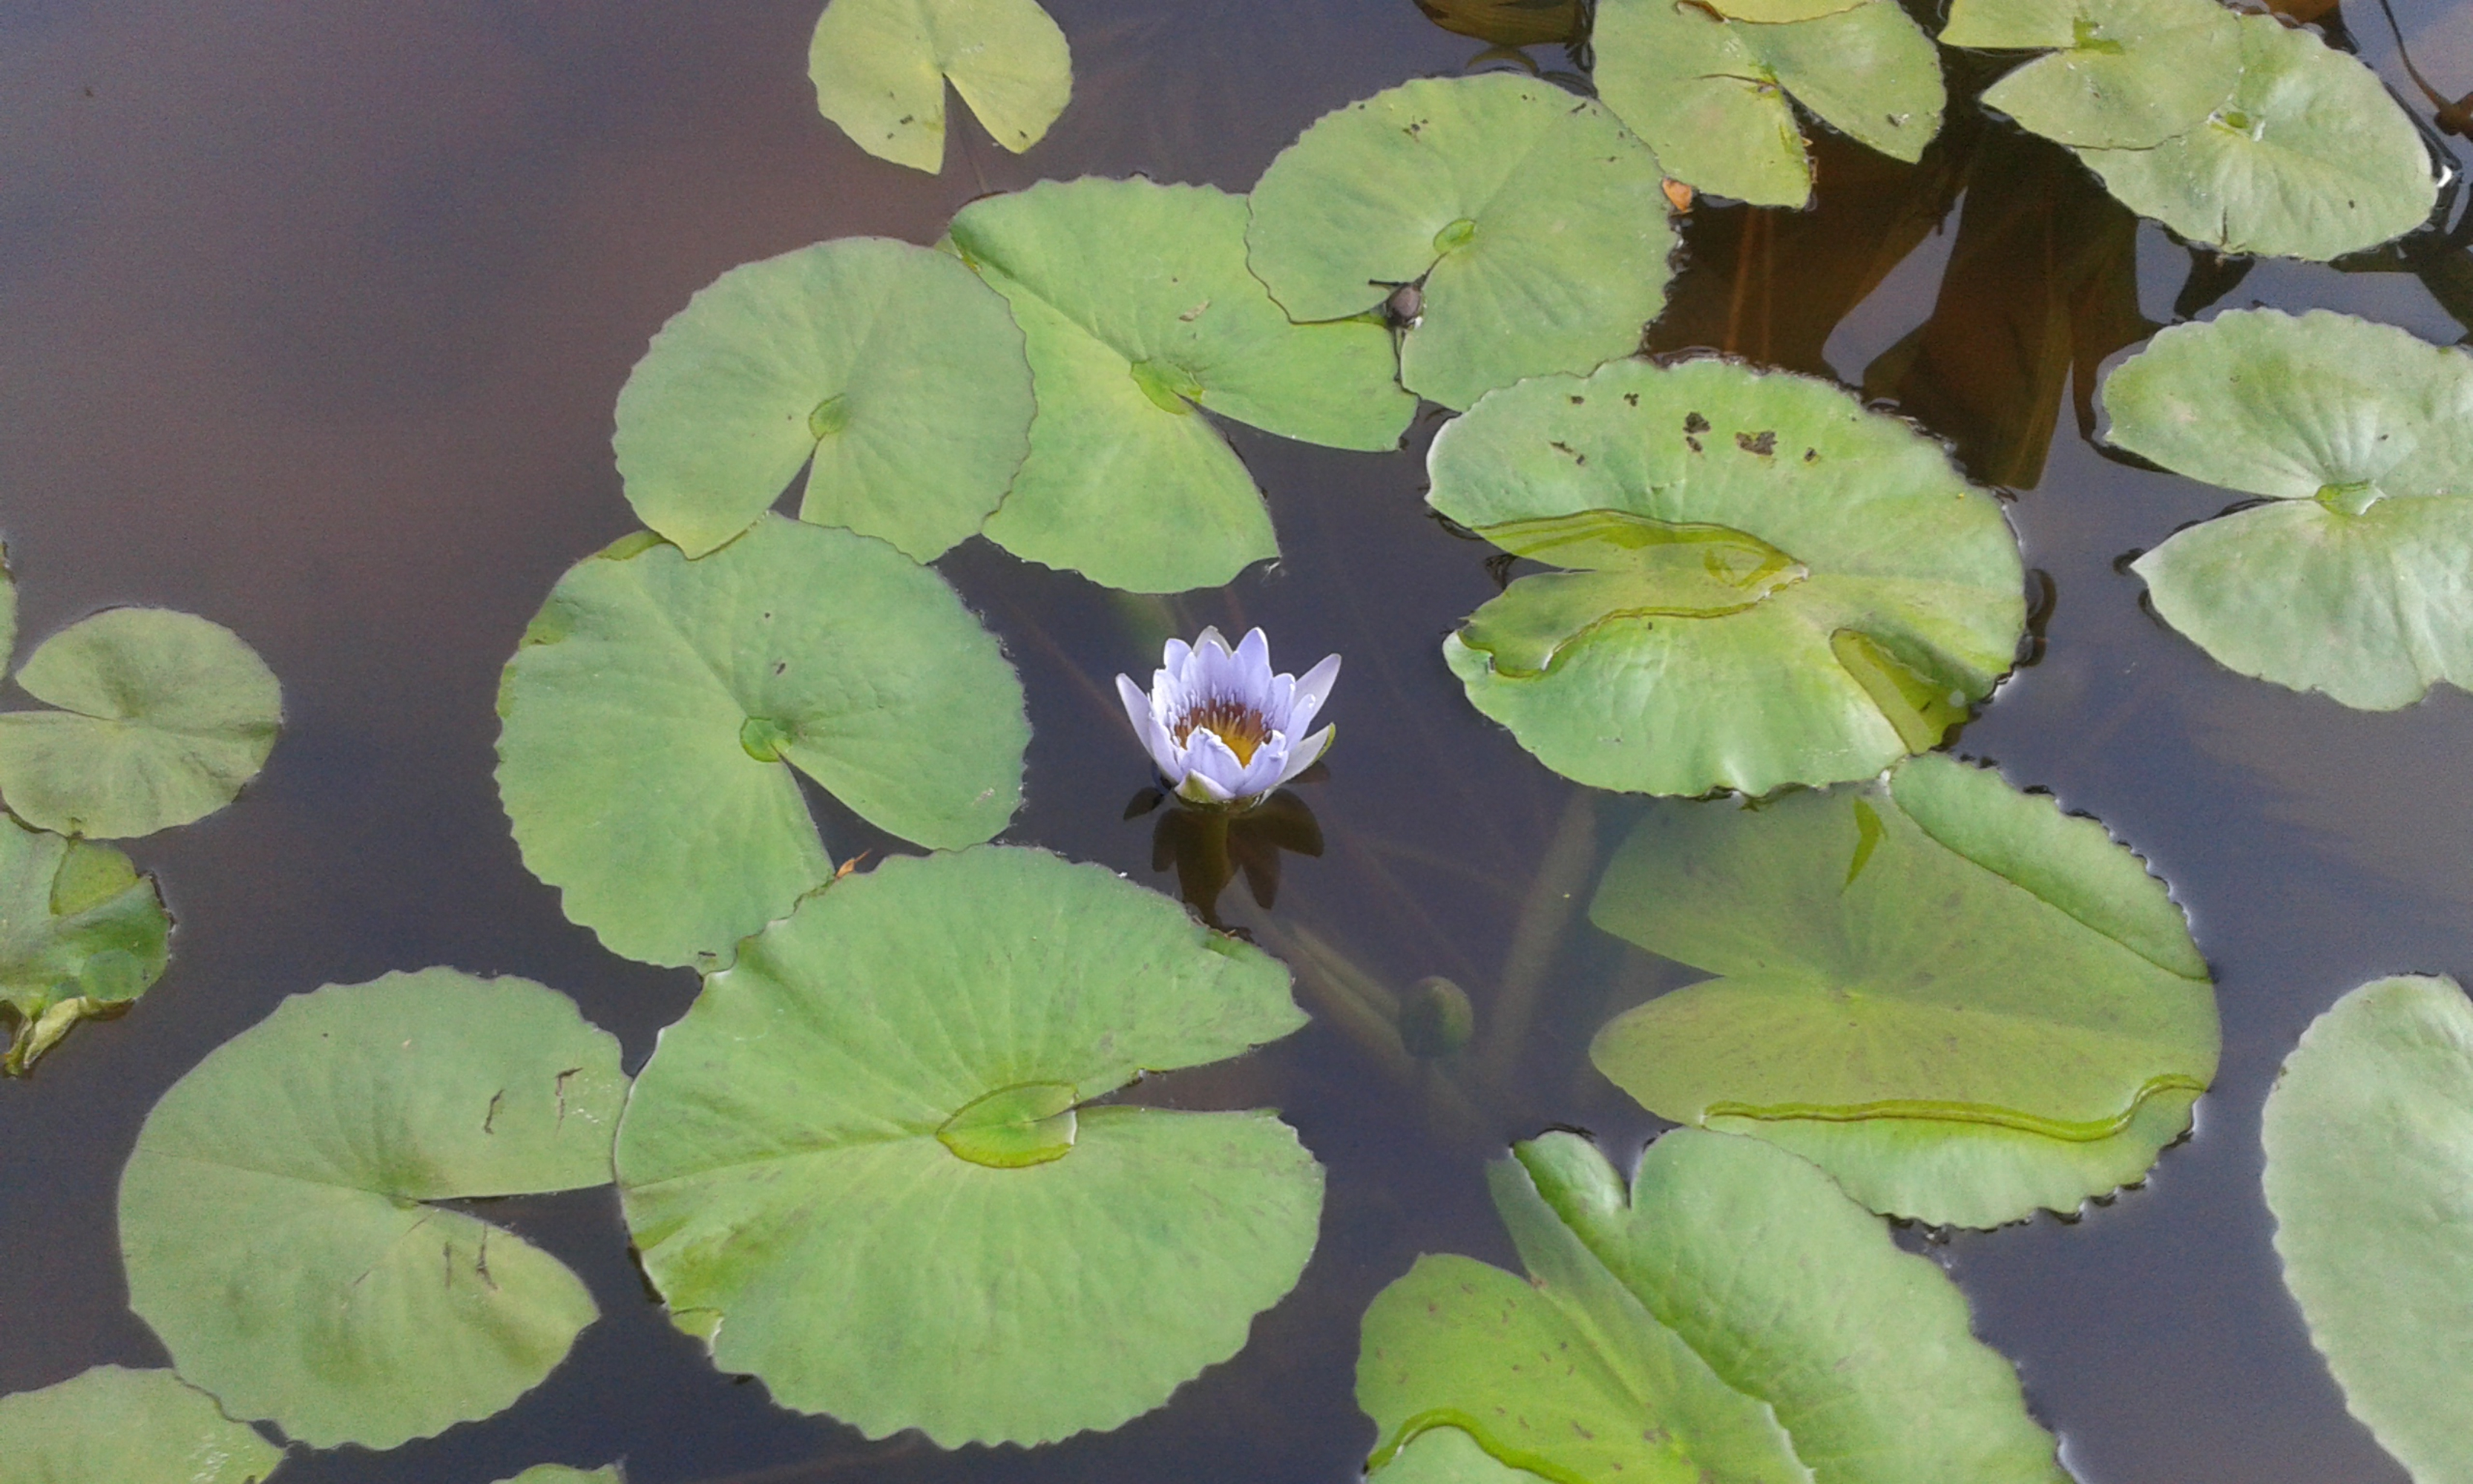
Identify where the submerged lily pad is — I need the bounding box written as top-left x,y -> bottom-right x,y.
809,0 -> 1071,172
0,609 -> 281,839
2105,309 -> 2473,709
1430,357 -> 2023,797
1358,1130 -> 2068,1483
1244,75 -> 1677,410
2076,14 -> 2437,260
613,238 -> 1034,560
617,846 -> 1321,1447
0,818 -> 169,1074
119,970 -> 625,1450
0,1365 -> 283,1484
1945,0 -> 2241,149
1588,753 -> 2218,1227
2264,975 -> 2473,1484
947,177 -> 1413,592
1593,0 -> 1943,210
496,516 -> 1027,968
496,1468 -> 624,1484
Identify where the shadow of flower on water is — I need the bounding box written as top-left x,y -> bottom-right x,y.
1126,775 -> 1324,935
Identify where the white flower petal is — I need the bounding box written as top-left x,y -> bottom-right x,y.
1285,654 -> 1342,735
1178,770 -> 1235,804
1275,724 -> 1336,787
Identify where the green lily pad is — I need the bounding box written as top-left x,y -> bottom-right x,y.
612,237 -> 1034,560
1429,357 -> 2023,797
0,818 -> 169,1074
808,0 -> 1071,173
495,1468 -> 623,1484
1243,75 -> 1677,410
0,609 -> 282,839
945,177 -> 1413,592
1593,0 -> 1943,211
617,846 -> 1321,1447
0,546 -> 16,675
119,969 -> 625,1451
2076,14 -> 2437,260
1359,1130 -> 2069,1483
1702,0 -> 1868,16
1588,753 -> 2219,1227
0,1365 -> 283,1484
2264,975 -> 2473,1484
1945,0 -> 2240,149
1377,1428 -> 1551,1484
2106,308 -> 2473,709
496,516 -> 1027,968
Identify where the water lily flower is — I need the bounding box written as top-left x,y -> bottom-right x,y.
1117,627 -> 1339,807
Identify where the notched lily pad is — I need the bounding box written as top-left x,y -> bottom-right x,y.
1593,0 -> 1944,210
1244,74 -> 1678,410
0,608 -> 282,839
617,845 -> 1322,1447
809,0 -> 1072,173
946,177 -> 1413,592
0,1365 -> 282,1484
1358,1129 -> 2069,1483
2104,308 -> 2473,709
496,515 -> 1028,968
1588,753 -> 2219,1227
613,237 -> 1034,560
1430,357 -> 2023,797
1945,0 -> 2241,149
2264,975 -> 2473,1484
2075,14 -> 2437,260
0,817 -> 169,1074
118,969 -> 626,1450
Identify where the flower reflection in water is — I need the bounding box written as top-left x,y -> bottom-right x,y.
1126,784 -> 1324,933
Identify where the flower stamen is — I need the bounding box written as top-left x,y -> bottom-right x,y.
1173,697 -> 1271,765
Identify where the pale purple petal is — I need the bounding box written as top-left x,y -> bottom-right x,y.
1232,628 -> 1274,700
1275,724 -> 1335,787
1151,667 -> 1184,721
1179,729 -> 1249,802
1162,637 -> 1192,674
1119,674 -> 1183,778
1226,732 -> 1293,800
1284,654 -> 1342,735
1264,672 -> 1297,725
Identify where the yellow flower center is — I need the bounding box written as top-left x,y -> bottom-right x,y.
1174,697 -> 1271,766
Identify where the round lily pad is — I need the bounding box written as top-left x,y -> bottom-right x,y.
613,237 -> 1034,561
1946,0 -> 2241,149
2106,309 -> 2473,709
1594,0 -> 1942,211
0,1365 -> 283,1484
496,516 -> 1028,968
2075,14 -> 2437,260
808,0 -> 1071,173
1244,74 -> 1677,410
0,608 -> 282,839
2263,975 -> 2473,1484
1359,1130 -> 2069,1483
947,177 -> 1413,592
1588,754 -> 2219,1227
1428,357 -> 2023,797
617,845 -> 1322,1447
119,970 -> 626,1451
0,817 -> 169,1074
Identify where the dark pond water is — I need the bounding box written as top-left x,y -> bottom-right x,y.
4,1 -> 2472,1480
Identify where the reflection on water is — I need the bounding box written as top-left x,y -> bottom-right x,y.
2,0 -> 2472,1481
